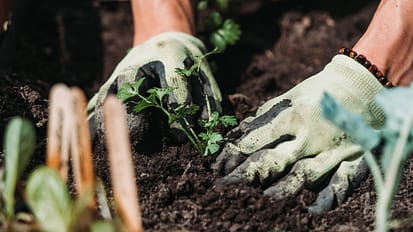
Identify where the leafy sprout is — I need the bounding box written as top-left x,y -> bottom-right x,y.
117,79 -> 237,156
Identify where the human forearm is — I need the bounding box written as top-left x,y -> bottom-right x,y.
131,0 -> 195,46
353,0 -> 413,86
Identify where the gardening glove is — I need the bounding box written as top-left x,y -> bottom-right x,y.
212,54 -> 385,213
87,32 -> 222,140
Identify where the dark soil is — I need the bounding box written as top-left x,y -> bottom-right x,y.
2,0 -> 413,231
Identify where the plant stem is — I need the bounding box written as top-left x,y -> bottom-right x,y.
183,117 -> 204,148
177,123 -> 202,153
364,151 -> 383,192
375,115 -> 413,232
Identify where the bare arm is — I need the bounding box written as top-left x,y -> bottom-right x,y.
353,0 -> 413,86
131,0 -> 195,46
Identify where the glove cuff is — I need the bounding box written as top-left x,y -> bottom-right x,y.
325,55 -> 385,125
327,55 -> 384,99
136,31 -> 207,53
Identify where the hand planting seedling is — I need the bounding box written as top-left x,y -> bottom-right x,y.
321,83 -> 413,232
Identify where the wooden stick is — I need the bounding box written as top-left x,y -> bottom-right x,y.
70,87 -> 96,202
103,96 -> 143,232
46,84 -> 73,182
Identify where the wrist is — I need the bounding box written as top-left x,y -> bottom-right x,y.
353,0 -> 413,86
131,0 -> 195,46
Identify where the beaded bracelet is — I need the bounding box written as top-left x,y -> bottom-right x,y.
338,47 -> 393,88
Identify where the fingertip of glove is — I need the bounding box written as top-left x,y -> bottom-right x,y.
213,172 -> 246,188
307,187 -> 335,214
212,143 -> 246,175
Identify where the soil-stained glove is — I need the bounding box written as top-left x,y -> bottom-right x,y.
87,32 -> 222,140
213,55 -> 384,213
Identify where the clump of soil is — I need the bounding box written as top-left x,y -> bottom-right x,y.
2,0 -> 413,231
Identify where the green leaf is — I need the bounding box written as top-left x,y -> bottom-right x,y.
117,78 -> 145,102
320,92 -> 380,151
197,0 -> 208,10
208,132 -> 223,143
26,167 -> 72,232
220,115 -> 238,127
133,100 -> 157,113
205,143 -> 220,156
174,104 -> 200,118
91,221 -> 116,232
199,132 -> 223,156
148,86 -> 174,102
374,84 -> 413,173
215,0 -> 229,10
206,11 -> 223,29
198,132 -> 209,141
210,19 -> 241,51
175,68 -> 194,78
3,117 -> 35,219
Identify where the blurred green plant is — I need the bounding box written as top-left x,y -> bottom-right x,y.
0,117 -> 35,229
197,0 -> 241,50
0,117 -> 119,232
321,83 -> 413,232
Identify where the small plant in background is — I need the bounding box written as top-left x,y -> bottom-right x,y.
0,117 -> 35,230
320,83 -> 413,232
197,0 -> 241,51
25,166 -> 96,232
0,85 -> 144,232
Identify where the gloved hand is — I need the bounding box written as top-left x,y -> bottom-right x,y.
213,55 -> 385,213
87,32 -> 222,141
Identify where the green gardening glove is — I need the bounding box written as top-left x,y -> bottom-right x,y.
87,32 -> 222,141
212,55 -> 385,213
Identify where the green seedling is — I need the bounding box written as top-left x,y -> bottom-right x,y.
117,79 -> 237,156
199,112 -> 237,156
321,83 -> 413,232
117,78 -> 202,151
0,117 -> 35,228
197,0 -> 241,50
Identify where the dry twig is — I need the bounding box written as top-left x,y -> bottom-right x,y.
46,85 -> 96,204
103,96 -> 143,232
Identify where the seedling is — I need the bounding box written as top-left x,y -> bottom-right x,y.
117,78 -> 237,156
321,83 -> 413,232
199,112 -> 237,156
